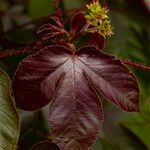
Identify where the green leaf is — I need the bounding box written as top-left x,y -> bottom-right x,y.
64,0 -> 84,10
0,68 -> 20,150
122,112 -> 150,149
92,137 -> 120,150
92,99 -> 147,150
28,0 -> 54,19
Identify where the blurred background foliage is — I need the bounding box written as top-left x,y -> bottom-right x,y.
0,0 -> 150,149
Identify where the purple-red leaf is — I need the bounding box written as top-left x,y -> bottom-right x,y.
70,11 -> 87,35
13,46 -> 103,149
88,33 -> 106,50
13,45 -> 139,149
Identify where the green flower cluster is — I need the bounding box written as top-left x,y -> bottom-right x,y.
85,0 -> 113,37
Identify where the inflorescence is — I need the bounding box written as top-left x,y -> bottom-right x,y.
85,0 -> 113,37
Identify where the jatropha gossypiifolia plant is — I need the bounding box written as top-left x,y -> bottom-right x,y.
12,0 -> 140,149
1,0 -> 148,149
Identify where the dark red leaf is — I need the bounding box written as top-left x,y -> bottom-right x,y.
13,46 -> 103,149
13,45 -> 139,149
70,11 -> 87,35
88,33 -> 106,50
31,141 -> 60,150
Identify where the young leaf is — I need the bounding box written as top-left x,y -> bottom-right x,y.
0,68 -> 20,150
70,11 -> 87,36
37,17 -> 66,41
88,33 -> 106,50
12,45 -> 139,149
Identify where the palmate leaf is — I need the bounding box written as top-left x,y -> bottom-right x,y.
0,68 -> 19,150
12,45 -> 139,149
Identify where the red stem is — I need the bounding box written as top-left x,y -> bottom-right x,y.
0,47 -> 39,58
53,0 -> 60,10
53,0 -> 63,19
122,59 -> 150,71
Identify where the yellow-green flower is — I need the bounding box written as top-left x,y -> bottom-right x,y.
85,0 -> 113,37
